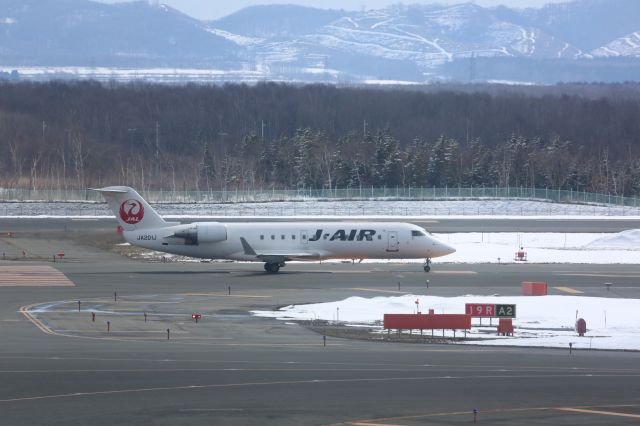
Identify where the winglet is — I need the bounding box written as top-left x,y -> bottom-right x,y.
240,237 -> 257,256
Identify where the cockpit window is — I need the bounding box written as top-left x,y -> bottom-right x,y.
412,230 -> 427,237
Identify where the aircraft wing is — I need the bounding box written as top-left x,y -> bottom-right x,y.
240,238 -> 322,263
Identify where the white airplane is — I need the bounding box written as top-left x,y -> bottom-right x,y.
95,186 -> 455,273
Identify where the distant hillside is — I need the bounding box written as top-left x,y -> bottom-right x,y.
0,0 -> 236,66
0,0 -> 639,83
525,0 -> 640,51
211,5 -> 347,39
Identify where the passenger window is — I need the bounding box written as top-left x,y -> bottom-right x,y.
260,235 -> 264,240
292,235 -> 296,240
302,234 -> 307,240
281,235 -> 285,240
378,235 -> 382,240
271,235 -> 275,240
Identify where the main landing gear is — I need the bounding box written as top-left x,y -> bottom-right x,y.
264,262 -> 285,273
423,258 -> 431,273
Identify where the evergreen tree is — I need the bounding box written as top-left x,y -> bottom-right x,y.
426,135 -> 447,187
543,136 -> 572,189
405,138 -> 429,187
292,128 -> 313,188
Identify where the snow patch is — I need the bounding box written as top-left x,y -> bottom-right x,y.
302,67 -> 339,77
204,27 -> 264,46
440,231 -> 640,264
370,18 -> 393,29
558,42 -> 569,58
486,79 -> 537,86
0,66 -> 269,83
593,31 -> 640,58
584,229 -> 640,249
362,79 -> 419,85
252,294 -> 640,351
345,17 -> 359,28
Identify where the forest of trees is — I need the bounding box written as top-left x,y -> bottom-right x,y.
0,81 -> 639,195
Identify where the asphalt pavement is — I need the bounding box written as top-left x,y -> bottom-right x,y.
0,225 -> 639,425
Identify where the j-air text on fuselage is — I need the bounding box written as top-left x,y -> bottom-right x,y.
94,186 -> 456,273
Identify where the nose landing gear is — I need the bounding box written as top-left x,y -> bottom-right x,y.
423,258 -> 431,272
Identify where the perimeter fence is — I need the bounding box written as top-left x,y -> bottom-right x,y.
1,186 -> 639,207
2,186 -> 640,217
0,187 -> 640,207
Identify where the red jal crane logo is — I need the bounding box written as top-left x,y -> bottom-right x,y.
119,199 -> 144,224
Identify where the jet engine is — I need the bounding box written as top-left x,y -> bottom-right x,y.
173,222 -> 227,245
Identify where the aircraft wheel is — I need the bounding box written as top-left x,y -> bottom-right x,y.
423,258 -> 431,272
265,263 -> 280,273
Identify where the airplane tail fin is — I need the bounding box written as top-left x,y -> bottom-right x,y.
93,186 -> 168,230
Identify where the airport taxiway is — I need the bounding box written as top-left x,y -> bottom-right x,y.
1,253 -> 640,425
0,214 -> 640,425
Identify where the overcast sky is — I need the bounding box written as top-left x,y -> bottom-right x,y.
98,0 -> 572,20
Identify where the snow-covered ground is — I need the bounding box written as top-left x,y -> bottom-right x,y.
436,230 -> 640,264
0,66 -> 270,83
1,198 -> 640,217
252,294 -> 640,350
251,228 -> 640,351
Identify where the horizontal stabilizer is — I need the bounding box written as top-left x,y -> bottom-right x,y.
90,187 -> 128,194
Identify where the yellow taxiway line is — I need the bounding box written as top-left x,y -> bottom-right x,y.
553,286 -> 584,294
338,403 -> 640,425
180,293 -> 271,298
557,407 -> 640,419
19,303 -> 55,335
557,273 -> 640,278
349,288 -> 406,294
348,423 -> 402,426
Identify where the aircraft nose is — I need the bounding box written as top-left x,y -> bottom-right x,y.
441,242 -> 456,255
432,240 -> 456,257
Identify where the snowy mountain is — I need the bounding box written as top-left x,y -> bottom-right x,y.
592,32 -> 640,58
524,0 -> 640,52
207,1 -> 640,83
0,0 -> 237,67
0,0 -> 639,83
